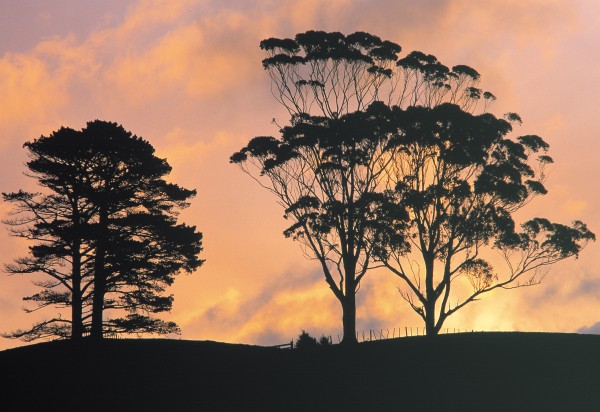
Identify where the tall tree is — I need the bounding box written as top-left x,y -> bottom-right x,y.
3,121 -> 204,342
233,104 -> 406,345
375,100 -> 595,336
79,120 -> 203,339
235,30 -> 594,342
232,31 -> 403,345
3,127 -> 97,341
232,31 -> 493,344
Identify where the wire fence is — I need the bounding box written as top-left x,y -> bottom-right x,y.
351,326 -> 474,343
274,327 -> 476,349
81,331 -> 122,339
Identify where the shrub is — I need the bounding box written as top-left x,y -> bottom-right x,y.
319,335 -> 332,346
295,330 -> 318,350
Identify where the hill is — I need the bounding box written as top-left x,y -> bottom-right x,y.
2,332 -> 599,411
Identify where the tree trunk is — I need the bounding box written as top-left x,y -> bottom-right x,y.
72,295 -> 83,340
90,209 -> 107,340
424,254 -> 438,336
71,242 -> 83,340
340,294 -> 358,345
425,302 -> 438,336
340,250 -> 359,346
71,256 -> 83,340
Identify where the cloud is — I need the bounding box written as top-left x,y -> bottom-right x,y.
177,263 -> 436,346
0,53 -> 67,145
105,21 -> 261,106
0,0 -> 598,352
568,276 -> 600,301
118,0 -> 196,34
578,321 -> 600,335
178,266 -> 339,345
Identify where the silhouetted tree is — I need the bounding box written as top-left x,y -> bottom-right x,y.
234,30 -> 594,342
3,128 -> 96,341
232,31 -> 403,345
3,121 -> 204,342
375,101 -> 595,336
80,121 -> 203,339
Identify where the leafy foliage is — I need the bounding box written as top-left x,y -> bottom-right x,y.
3,121 -> 204,341
295,330 -> 318,350
232,102 -> 406,344
234,30 -> 594,342
374,101 -> 594,335
294,331 -> 332,350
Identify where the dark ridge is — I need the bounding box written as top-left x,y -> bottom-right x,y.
3,332 -> 600,411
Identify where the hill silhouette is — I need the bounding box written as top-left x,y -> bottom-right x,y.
2,332 -> 599,411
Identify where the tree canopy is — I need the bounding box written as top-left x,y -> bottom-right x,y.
374,103 -> 594,335
234,31 -> 412,345
233,102 -> 404,344
233,30 -> 594,342
3,120 -> 204,341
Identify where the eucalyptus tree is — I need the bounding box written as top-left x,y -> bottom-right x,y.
375,99 -> 595,336
233,31 -> 403,344
234,30 -> 594,342
233,30 -> 497,344
369,43 -> 594,335
232,104 -> 406,345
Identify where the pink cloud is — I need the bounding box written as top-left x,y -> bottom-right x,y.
0,0 -> 599,351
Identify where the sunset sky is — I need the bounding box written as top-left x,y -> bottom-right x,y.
1,0 -> 599,351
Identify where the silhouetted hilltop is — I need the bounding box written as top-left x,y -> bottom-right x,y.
2,332 -> 600,411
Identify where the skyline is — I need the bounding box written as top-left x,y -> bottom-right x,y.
0,0 -> 599,350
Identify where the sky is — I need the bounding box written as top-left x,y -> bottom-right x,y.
0,0 -> 599,351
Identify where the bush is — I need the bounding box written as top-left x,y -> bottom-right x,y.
319,335 -> 332,346
295,331 -> 333,350
295,330 -> 318,350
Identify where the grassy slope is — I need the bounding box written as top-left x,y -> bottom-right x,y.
2,332 -> 600,411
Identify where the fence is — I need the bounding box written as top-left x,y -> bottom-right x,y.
270,327 -> 476,349
270,340 -> 294,349
353,326 -> 474,343
272,335 -> 335,349
80,331 -> 122,339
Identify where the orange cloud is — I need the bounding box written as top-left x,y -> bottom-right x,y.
174,267 -> 338,344
1,0 -> 599,352
0,53 -> 67,147
114,0 -> 198,40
